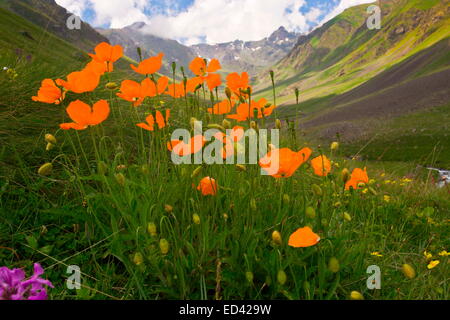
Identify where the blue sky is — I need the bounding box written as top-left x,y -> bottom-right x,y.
56,0 -> 375,45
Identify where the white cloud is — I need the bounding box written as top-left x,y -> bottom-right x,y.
56,0 -> 378,44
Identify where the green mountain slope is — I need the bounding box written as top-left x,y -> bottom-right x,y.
255,0 -> 450,104
0,0 -> 109,52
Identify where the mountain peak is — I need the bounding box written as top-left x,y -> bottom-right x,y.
128,21 -> 147,29
269,26 -> 294,42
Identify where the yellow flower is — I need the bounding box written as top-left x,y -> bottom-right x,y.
159,239 -> 170,255
384,195 -> 391,203
38,163 -> 53,176
133,252 -> 144,266
424,251 -> 433,261
438,251 -> 449,257
272,230 -> 282,246
371,252 -> 383,257
331,142 -> 339,151
343,212 -> 352,222
350,291 -> 364,300
362,188 -> 369,194
427,260 -> 440,270
384,180 -> 391,184
193,213 -> 201,225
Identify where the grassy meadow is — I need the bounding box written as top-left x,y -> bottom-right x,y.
0,34 -> 449,301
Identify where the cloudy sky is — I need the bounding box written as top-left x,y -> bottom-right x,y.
55,0 -> 376,45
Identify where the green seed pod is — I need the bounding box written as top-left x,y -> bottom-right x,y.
277,270 -> 287,285
105,82 -> 118,90
115,173 -> 126,186
275,119 -> 282,130
312,184 -> 323,197
305,206 -> 316,219
245,271 -> 254,283
328,257 -> 340,273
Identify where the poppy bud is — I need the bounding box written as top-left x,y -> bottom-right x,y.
222,119 -> 231,129
272,231 -> 282,246
295,88 -> 300,99
357,182 -> 366,188
312,184 -> 323,197
250,121 -> 257,130
115,173 -> 126,186
275,119 -> 282,130
45,134 -> 57,144
269,70 -> 275,80
277,270 -> 287,285
402,264 -> 416,279
328,257 -> 340,273
250,198 -> 257,211
342,169 -> 351,184
105,82 -> 118,90
133,252 -> 144,266
38,163 -> 53,176
171,61 -> 177,72
225,87 -> 232,99
193,213 -> 201,225
46,143 -> 55,151
245,271 -> 254,283
141,164 -> 149,175
159,239 -> 170,255
343,212 -> 352,222
331,142 -> 339,151
191,166 -> 203,179
147,222 -> 157,237
306,206 -> 316,219
207,124 -> 225,132
236,164 -> 246,172
136,47 -> 143,61
195,84 -> 203,92
190,117 -> 199,130
164,204 -> 173,213
97,161 -> 108,175
180,66 -> 185,76
283,194 -> 290,205
350,291 -> 364,300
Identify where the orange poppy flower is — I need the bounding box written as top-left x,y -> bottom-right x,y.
131,52 -> 164,75
89,42 -> 123,64
60,100 -> 110,130
311,155 -> 332,177
259,147 -> 312,178
226,72 -> 250,96
117,77 -> 168,107
189,57 -> 221,76
166,82 -> 186,98
137,109 -> 170,132
208,99 -> 234,115
227,98 -> 276,122
32,79 -> 64,104
186,76 -> 205,93
205,73 -> 222,91
345,168 -> 369,190
84,59 -> 110,75
56,69 -> 100,94
167,135 -> 207,157
288,227 -> 320,248
196,177 -> 218,196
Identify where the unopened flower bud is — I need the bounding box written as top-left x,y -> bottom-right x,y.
283,194 -> 290,204
342,169 -> 351,184
272,231 -> 282,246
193,213 -> 201,225
236,164 -> 246,172
105,82 -> 118,90
191,166 -> 203,178
350,291 -> 364,300
305,206 -> 316,219
46,143 -> 55,151
222,119 -> 231,129
245,271 -> 254,283
225,87 -> 232,99
159,239 -> 170,255
97,161 -> 108,175
312,184 -> 323,197
45,134 -> 57,144
133,252 -> 144,266
275,119 -> 282,130
277,270 -> 287,285
147,222 -> 157,237
115,173 -> 126,186
328,257 -> 340,273
343,212 -> 352,222
38,163 -> 53,176
402,264 -> 416,279
331,142 -> 339,151
164,204 -> 173,213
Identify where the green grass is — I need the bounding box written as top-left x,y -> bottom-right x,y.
0,1 -> 449,301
